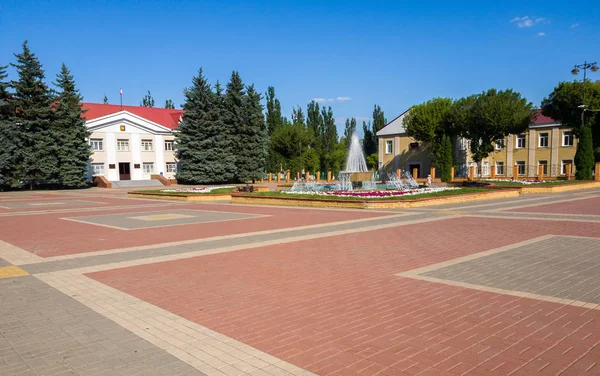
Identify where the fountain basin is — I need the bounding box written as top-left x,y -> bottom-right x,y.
347,171 -> 374,182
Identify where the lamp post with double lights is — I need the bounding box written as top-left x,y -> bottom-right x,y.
571,61 -> 598,128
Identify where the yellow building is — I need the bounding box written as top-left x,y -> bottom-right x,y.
376,110 -> 577,179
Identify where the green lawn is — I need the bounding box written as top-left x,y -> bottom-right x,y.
244,188 -> 488,201
134,187 -> 235,195
478,180 -> 587,187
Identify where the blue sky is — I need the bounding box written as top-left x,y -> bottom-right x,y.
1,0 -> 599,135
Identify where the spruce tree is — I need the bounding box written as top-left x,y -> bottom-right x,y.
53,64 -> 91,187
176,68 -> 235,184
11,41 -> 58,188
0,64 -> 19,188
575,124 -> 594,180
164,99 -> 175,109
235,84 -> 267,182
224,71 -> 246,182
141,90 -> 155,107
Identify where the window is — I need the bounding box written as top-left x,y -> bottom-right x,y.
496,161 -> 505,175
538,132 -> 549,148
141,139 -> 153,151
561,160 -> 573,175
90,138 -> 103,151
409,142 -> 419,150
538,160 -> 548,175
516,161 -> 526,176
166,162 -> 177,173
91,163 -> 105,176
516,134 -> 526,149
563,131 -> 574,146
116,139 -> 129,151
495,139 -> 504,150
142,162 -> 154,174
459,138 -> 468,151
165,140 -> 175,151
385,140 -> 393,154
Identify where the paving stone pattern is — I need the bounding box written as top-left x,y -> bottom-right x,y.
423,236 -> 600,304
0,276 -> 205,376
68,209 -> 263,230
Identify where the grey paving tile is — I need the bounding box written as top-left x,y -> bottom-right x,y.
0,276 -> 206,376
423,236 -> 600,304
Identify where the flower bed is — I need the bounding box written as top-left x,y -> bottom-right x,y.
160,186 -> 235,193
282,187 -> 460,199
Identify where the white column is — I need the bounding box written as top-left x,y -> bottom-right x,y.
155,135 -> 165,176
551,128 -> 559,177
506,135 -> 513,169
528,129 -> 536,177
131,133 -> 142,180
106,133 -> 118,181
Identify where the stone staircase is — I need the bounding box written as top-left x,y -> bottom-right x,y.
109,180 -> 164,189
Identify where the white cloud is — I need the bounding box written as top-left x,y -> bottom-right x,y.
571,23 -> 579,28
510,16 -> 546,28
537,32 -> 546,37
311,97 -> 352,103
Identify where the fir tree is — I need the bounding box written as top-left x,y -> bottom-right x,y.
575,124 -> 594,180
438,134 -> 453,182
141,90 -> 155,107
236,84 -> 267,182
164,99 -> 175,109
10,41 -> 58,188
0,64 -> 19,188
103,94 -> 108,104
224,71 -> 246,182
176,68 -> 235,183
53,64 -> 91,187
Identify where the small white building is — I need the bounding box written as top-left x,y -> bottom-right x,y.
83,103 -> 182,182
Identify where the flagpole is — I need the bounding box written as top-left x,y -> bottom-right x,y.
120,88 -> 123,110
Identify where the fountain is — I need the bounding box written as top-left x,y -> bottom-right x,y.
338,132 -> 374,189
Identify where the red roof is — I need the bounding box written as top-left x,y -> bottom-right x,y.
81,102 -> 183,130
532,109 -> 558,125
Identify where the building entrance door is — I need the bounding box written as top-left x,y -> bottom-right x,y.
408,164 -> 420,179
118,163 -> 131,180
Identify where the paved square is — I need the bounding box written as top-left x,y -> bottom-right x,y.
2,187 -> 600,375
66,209 -> 265,230
0,199 -> 103,209
421,236 -> 600,304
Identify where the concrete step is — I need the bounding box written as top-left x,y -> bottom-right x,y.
110,180 -> 164,189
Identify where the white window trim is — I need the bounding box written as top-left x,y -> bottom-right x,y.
141,139 -> 153,152
91,163 -> 105,176
562,131 -> 574,147
116,139 -> 130,152
166,162 -> 177,173
495,139 -> 504,150
142,163 -> 154,174
561,160 -> 573,175
495,162 -> 505,175
165,140 -> 175,151
385,140 -> 393,154
538,160 -> 548,175
516,134 -> 526,149
90,138 -> 104,151
538,133 -> 549,148
516,161 -> 526,176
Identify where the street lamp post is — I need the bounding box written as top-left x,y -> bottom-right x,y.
571,61 -> 599,128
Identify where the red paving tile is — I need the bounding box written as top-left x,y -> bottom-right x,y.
0,196 -> 156,213
88,216 -> 600,375
0,203 -> 388,257
508,196 -> 600,216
